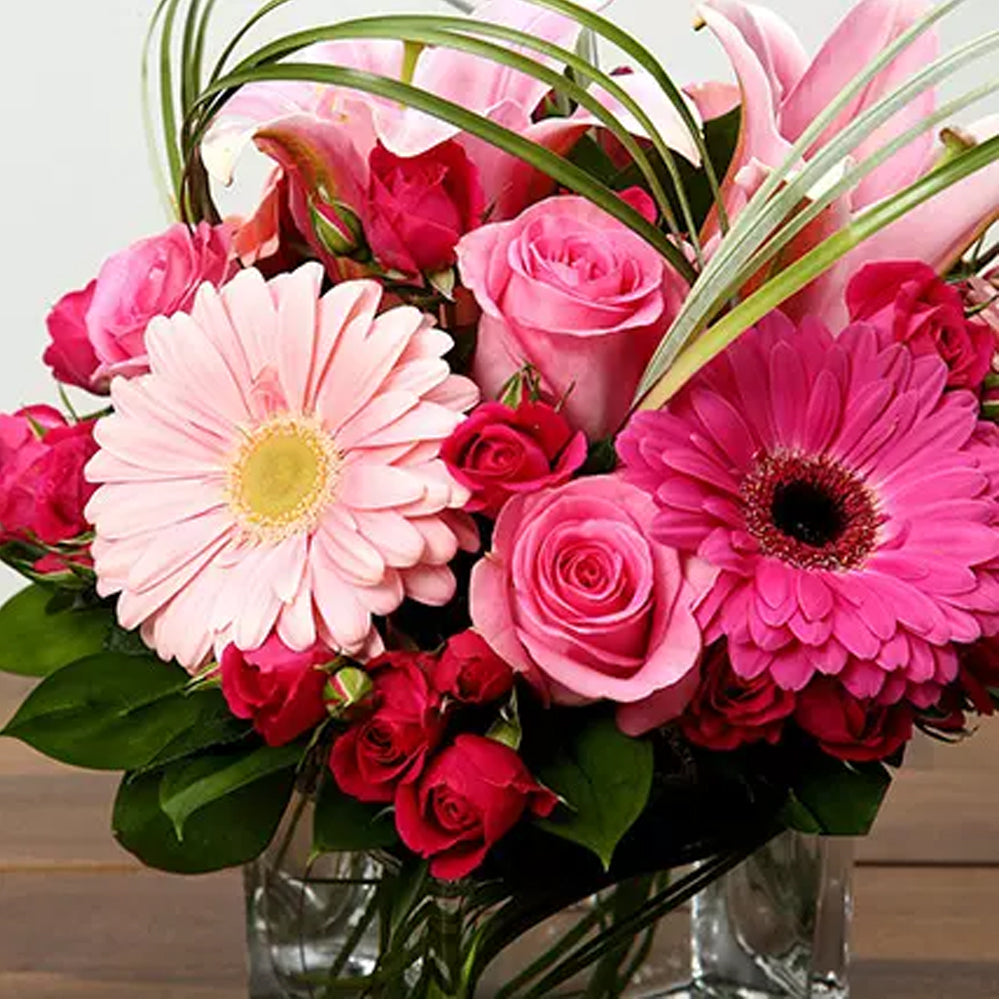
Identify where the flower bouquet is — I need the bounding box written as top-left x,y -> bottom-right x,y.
1,0 -> 997,996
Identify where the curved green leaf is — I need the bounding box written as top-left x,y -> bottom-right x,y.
313,771 -> 398,853
191,62 -> 695,280
0,585 -> 112,677
159,741 -> 303,837
213,14 -> 706,252
535,716 -> 653,870
782,755 -> 890,835
2,652 -> 210,770
113,756 -> 295,873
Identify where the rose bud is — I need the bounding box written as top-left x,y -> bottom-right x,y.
432,630 -> 514,705
394,734 -> 557,880
324,665 -> 375,717
0,407 -> 97,557
219,636 -> 335,747
795,677 -> 914,762
365,139 -> 485,276
441,400 -> 587,518
847,260 -> 997,391
329,651 -> 444,803
680,642 -> 795,751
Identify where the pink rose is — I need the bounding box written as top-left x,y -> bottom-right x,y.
470,475 -> 710,736
0,407 -> 97,552
394,734 -> 556,880
43,282 -> 104,393
365,140 -> 485,276
846,260 -> 997,390
457,196 -> 687,439
86,222 -> 236,380
441,400 -> 587,518
219,635 -> 334,747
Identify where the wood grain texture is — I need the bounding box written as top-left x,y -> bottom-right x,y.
1,672 -> 997,998
0,867 -> 995,998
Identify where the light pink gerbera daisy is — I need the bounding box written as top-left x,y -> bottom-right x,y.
618,313 -> 998,707
85,263 -> 479,670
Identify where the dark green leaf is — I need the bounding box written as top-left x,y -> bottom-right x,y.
313,773 -> 398,853
103,624 -> 160,657
141,688 -> 251,771
535,716 -> 653,870
1,653 -> 205,769
0,585 -> 113,677
159,741 -> 304,837
782,754 -> 891,835
580,437 -> 618,476
113,755 -> 295,873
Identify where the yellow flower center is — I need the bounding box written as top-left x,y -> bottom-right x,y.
227,415 -> 341,543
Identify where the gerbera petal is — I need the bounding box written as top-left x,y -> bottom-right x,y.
86,267 -> 477,671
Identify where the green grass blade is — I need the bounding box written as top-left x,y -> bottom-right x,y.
180,0 -> 204,114
199,14 -> 712,252
636,14 -> 991,397
189,62 -> 698,281
637,137 -> 998,411
735,79 -> 998,292
207,0 -> 297,87
508,0 -> 727,233
141,0 -> 178,218
159,0 -> 185,195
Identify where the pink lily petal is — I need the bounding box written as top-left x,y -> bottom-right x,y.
778,0 -> 937,209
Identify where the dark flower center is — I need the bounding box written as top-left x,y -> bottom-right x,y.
741,452 -> 880,570
770,480 -> 846,548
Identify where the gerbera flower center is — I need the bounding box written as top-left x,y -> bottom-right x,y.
741,451 -> 880,570
227,415 -> 341,542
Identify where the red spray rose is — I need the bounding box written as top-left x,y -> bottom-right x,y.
927,635 -> 999,732
441,400 -> 587,518
432,630 -> 514,705
329,652 -> 444,803
219,635 -> 334,746
846,260 -> 997,390
795,677 -> 914,762
394,734 -> 557,880
680,643 -> 795,751
365,139 -> 485,276
0,407 -> 97,565
43,282 -> 103,393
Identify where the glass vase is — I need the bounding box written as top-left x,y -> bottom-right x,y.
244,797 -> 852,999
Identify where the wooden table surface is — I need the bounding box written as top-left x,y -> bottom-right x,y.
1,671 -> 996,999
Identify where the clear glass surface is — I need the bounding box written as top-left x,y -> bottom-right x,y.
244,804 -> 852,1000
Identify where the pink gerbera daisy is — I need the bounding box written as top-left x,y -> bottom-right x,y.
618,313 -> 998,707
85,263 -> 478,670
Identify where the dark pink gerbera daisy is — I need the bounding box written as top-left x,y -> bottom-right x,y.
618,313 -> 998,707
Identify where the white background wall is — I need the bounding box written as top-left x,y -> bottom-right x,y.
0,0 -> 994,602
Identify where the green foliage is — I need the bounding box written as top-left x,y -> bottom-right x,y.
782,753 -> 891,836
113,753 -> 296,873
579,436 -> 619,476
535,716 -> 653,870
0,585 -> 112,677
313,772 -> 398,853
0,652 -> 245,771
159,741 -> 304,837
